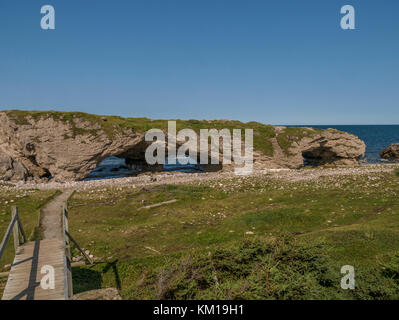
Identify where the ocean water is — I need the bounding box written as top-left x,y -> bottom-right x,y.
85,125 -> 399,180
305,125 -> 399,163
164,155 -> 203,172
85,155 -> 203,181
84,156 -> 136,181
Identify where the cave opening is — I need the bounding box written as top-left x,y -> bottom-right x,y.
84,156 -> 135,181
84,156 -> 208,181
84,140 -> 224,181
27,155 -> 52,179
302,146 -> 337,167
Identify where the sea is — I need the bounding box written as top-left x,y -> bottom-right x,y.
85,125 -> 399,180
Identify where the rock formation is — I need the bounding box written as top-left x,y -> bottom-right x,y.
71,288 -> 122,300
251,127 -> 366,170
0,111 -> 144,182
380,143 -> 399,161
0,110 -> 366,182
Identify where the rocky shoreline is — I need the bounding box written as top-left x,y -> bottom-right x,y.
1,163 -> 397,191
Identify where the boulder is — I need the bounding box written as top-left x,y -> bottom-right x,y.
71,288 -> 122,300
0,151 -> 30,181
299,129 -> 366,166
380,143 -> 399,161
251,127 -> 366,169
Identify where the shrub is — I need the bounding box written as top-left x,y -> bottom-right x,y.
152,236 -> 342,300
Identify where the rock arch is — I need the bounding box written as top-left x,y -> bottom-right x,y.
0,111 -> 366,182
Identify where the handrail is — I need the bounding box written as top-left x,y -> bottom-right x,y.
16,213 -> 26,244
62,206 -> 94,300
62,206 -> 73,300
0,206 -> 26,263
62,207 -> 94,264
65,230 -> 94,264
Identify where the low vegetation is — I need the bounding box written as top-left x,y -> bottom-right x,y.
68,166 -> 399,299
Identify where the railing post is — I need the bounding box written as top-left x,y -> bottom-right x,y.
11,206 -> 20,251
17,215 -> 26,244
62,206 -> 73,299
0,207 -> 20,262
65,207 -> 69,234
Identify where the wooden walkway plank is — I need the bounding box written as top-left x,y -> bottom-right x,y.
1,239 -> 67,300
1,195 -> 76,300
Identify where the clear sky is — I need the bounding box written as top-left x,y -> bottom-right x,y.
0,0 -> 398,125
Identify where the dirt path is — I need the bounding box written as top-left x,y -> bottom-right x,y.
41,189 -> 74,240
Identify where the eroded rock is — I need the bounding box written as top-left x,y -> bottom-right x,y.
0,111 -> 143,181
299,129 -> 366,166
380,143 -> 399,161
71,288 -> 122,300
0,111 -> 366,182
251,127 -> 366,170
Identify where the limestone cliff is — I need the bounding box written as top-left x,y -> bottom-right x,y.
0,110 -> 366,182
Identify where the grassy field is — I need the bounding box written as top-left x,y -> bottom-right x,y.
67,166 -> 399,299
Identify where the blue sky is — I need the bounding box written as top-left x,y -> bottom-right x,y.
0,0 -> 398,125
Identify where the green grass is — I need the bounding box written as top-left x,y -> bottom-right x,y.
68,166 -> 399,299
71,236 -> 399,300
0,277 -> 6,296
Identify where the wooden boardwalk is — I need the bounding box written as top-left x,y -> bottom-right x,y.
0,204 -> 79,301
1,239 -> 67,300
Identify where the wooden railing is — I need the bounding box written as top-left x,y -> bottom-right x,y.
62,207 -> 73,300
62,206 -> 94,299
0,206 -> 26,264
